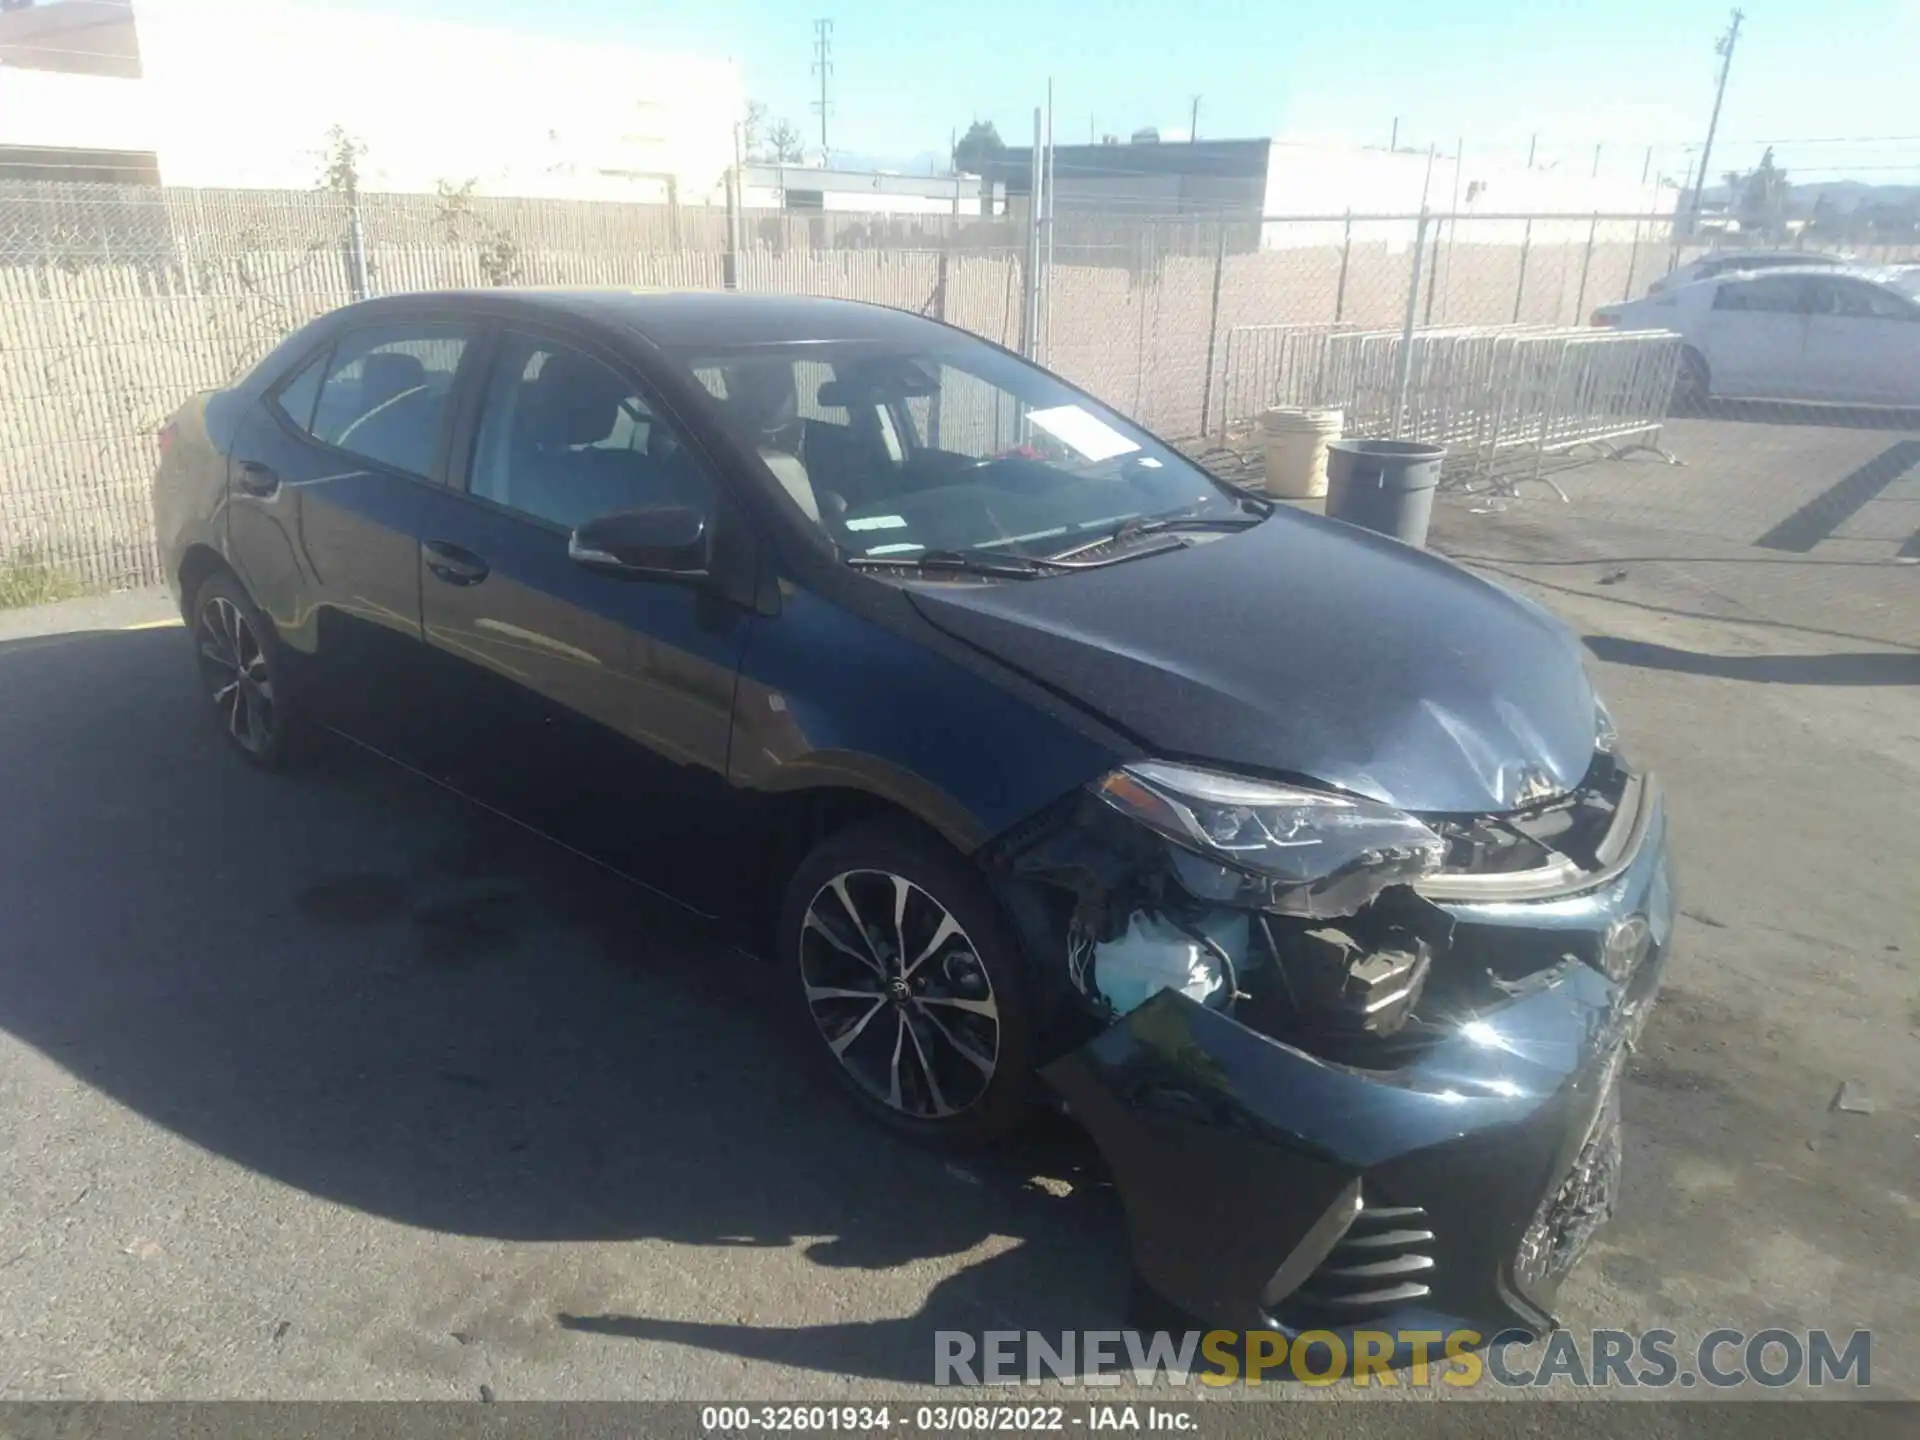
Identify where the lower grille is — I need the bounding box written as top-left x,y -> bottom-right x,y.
1516,1080 -> 1622,1295
1290,1199 -> 1437,1313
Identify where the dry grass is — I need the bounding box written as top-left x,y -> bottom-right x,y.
0,547 -> 87,610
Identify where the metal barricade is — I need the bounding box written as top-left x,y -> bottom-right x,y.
1218,319 -> 1683,498
1213,322 -> 1354,441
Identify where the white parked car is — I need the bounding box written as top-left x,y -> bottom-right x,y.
1648,248 -> 1848,295
1593,266 -> 1920,408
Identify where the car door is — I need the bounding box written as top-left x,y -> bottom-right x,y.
1801,275 -> 1920,406
225,319 -> 478,741
412,323 -> 755,910
1697,274 -> 1815,399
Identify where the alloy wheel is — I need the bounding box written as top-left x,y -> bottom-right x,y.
197,595 -> 275,754
799,869 -> 1001,1120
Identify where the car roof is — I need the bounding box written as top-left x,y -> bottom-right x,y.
340,288 -> 949,349
1705,263 -> 1885,284
1694,249 -> 1841,265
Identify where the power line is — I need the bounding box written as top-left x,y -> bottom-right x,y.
1715,133 -> 1920,146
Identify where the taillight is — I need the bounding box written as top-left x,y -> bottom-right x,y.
156,419 -> 177,455
1590,311 -> 1618,327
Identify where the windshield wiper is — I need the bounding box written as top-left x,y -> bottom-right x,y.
1049,509 -> 1266,562
845,548 -> 1072,580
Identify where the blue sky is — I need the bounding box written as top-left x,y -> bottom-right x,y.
328,1 -> 1920,186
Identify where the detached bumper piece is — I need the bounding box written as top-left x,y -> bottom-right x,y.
1031,768 -> 1672,1343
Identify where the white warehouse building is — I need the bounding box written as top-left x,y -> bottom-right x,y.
0,0 -> 743,203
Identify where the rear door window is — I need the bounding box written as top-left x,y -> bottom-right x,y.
1711,276 -> 1809,313
303,325 -> 472,478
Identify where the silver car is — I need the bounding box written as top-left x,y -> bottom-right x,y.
1594,266 -> 1920,409
1648,248 -> 1848,296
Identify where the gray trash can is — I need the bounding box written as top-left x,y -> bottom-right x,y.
1324,439 -> 1446,547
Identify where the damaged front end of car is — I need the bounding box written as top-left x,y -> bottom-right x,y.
982,734 -> 1674,1350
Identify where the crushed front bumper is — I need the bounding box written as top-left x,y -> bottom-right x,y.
1038,781 -> 1673,1343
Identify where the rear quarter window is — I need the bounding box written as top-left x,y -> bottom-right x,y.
271,349 -> 328,431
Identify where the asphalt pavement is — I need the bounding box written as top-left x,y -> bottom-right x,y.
0,425 -> 1916,1414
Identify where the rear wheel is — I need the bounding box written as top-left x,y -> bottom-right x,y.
1671,347 -> 1710,415
190,572 -> 302,768
780,819 -> 1036,1149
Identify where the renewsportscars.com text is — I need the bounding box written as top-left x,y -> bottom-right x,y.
934,1327 -> 1873,1389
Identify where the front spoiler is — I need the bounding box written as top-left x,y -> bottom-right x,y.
1040,786 -> 1673,1341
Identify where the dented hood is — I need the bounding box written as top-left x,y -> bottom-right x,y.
907,511 -> 1596,815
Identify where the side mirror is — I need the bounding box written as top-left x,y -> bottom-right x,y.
568,505 -> 710,580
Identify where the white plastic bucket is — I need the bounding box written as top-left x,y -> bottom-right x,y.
1259,406 -> 1345,499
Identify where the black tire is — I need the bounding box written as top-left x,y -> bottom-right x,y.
1671,347 -> 1710,415
779,818 -> 1036,1149
188,570 -> 304,769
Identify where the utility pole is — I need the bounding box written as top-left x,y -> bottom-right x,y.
1688,8 -> 1745,231
1189,95 -> 1201,142
811,18 -> 834,155
726,119 -> 743,290
1390,117 -> 1400,152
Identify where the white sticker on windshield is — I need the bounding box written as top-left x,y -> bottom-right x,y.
845,515 -> 909,532
1026,406 -> 1142,462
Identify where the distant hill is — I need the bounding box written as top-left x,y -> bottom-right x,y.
1795,180 -> 1920,215
1702,177 -> 1919,216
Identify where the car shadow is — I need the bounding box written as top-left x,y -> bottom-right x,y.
0,626 -> 1130,1385
1685,398 -> 1920,431
1583,634 -> 1920,686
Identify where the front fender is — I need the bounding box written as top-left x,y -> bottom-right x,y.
728,589 -> 1125,848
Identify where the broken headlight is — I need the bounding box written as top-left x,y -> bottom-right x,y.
1092,761 -> 1447,917
1593,695 -> 1620,755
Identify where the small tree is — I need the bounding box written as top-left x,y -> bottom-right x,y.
318,125 -> 367,201
767,119 -> 806,165
1734,148 -> 1791,238
742,100 -> 769,161
433,177 -> 523,287
953,120 -> 1006,175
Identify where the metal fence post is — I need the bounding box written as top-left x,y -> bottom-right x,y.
1511,217 -> 1532,324
345,200 -> 370,301
1333,210 -> 1353,323
1198,217 -> 1228,439
724,145 -> 741,291
1623,218 -> 1642,300
1023,106 -> 1043,360
1423,211 -> 1444,324
1574,212 -> 1598,322
1390,211 -> 1429,439
928,246 -> 949,446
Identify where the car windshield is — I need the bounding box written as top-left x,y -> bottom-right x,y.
664,336 -> 1246,565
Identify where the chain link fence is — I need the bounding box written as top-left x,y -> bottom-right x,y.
3,178 -> 1919,611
